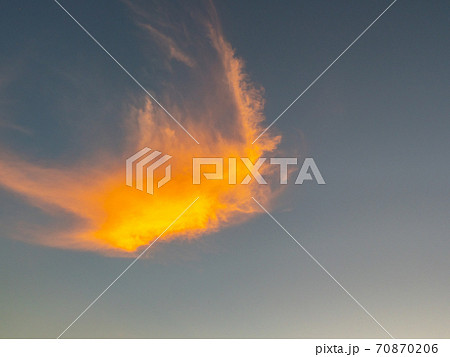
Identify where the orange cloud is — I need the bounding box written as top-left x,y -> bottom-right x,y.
0,3 -> 281,256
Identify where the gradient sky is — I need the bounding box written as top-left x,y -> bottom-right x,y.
1,0 -> 449,338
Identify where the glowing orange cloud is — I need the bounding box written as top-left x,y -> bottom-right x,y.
0,4 -> 282,256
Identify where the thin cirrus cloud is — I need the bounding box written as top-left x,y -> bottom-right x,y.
140,23 -> 196,68
0,1 -> 283,256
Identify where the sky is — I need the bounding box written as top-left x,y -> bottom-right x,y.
0,0 -> 449,338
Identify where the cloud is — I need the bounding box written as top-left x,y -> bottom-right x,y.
0,1 -> 282,256
140,23 -> 196,67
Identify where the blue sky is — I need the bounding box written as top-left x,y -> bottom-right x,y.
0,0 -> 449,338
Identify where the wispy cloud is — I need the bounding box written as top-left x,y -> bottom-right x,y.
0,1 -> 282,256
